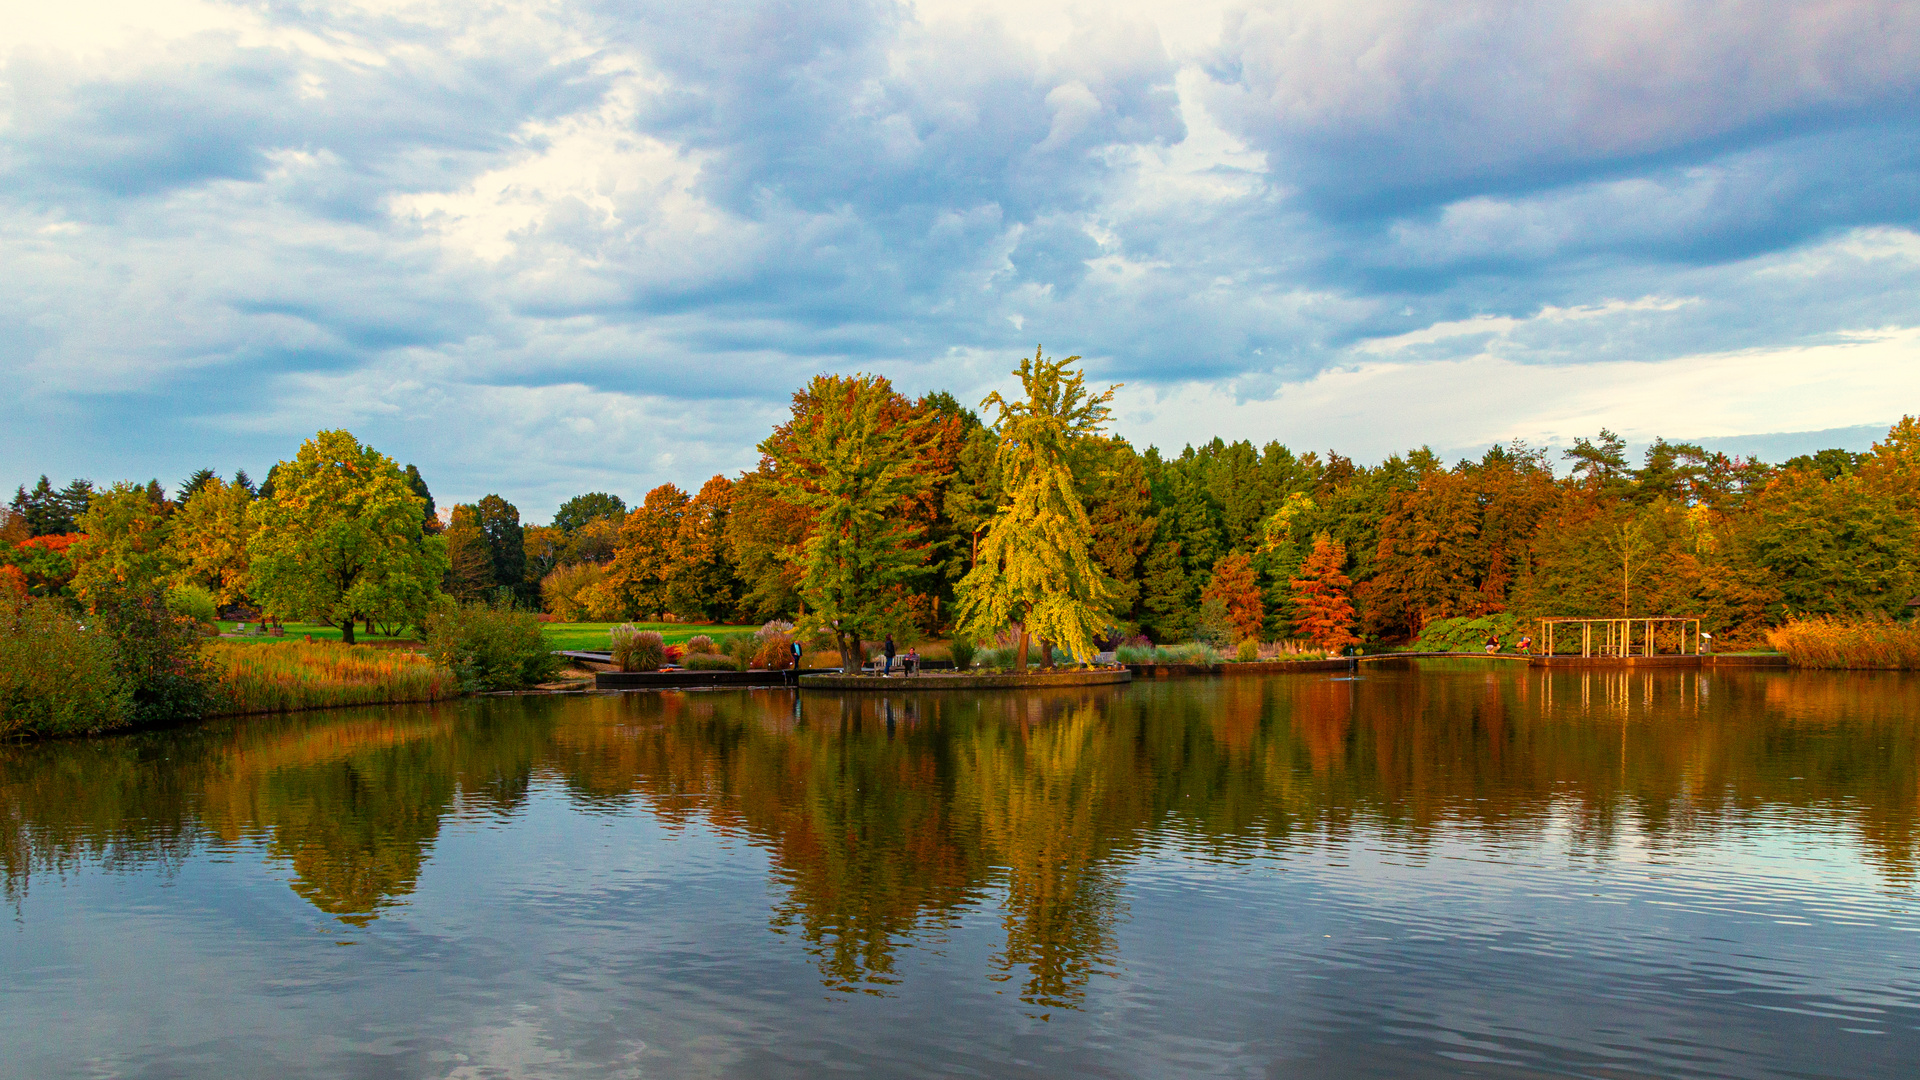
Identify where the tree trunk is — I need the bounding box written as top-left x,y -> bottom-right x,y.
1016,628 -> 1029,671
341,617 -> 356,645
841,631 -> 860,674
365,617 -> 375,637
1037,637 -> 1053,671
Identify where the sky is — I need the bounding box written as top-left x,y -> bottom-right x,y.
4,0 -> 1919,519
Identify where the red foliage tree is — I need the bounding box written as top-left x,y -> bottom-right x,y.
1291,533 -> 1360,652
1202,551 -> 1264,643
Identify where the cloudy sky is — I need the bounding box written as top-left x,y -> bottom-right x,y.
5,0 -> 1918,517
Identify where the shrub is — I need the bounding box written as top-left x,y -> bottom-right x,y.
1413,614 -> 1523,653
1236,639 -> 1261,662
664,643 -> 686,665
0,593 -> 131,737
426,604 -> 564,690
92,585 -> 223,729
207,640 -> 458,713
610,626 -> 664,672
1767,615 -> 1920,669
683,653 -> 739,671
1191,597 -> 1236,650
165,583 -> 220,626
752,632 -> 798,670
948,637 -> 976,670
685,634 -> 716,654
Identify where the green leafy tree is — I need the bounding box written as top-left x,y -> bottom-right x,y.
473,495 -> 528,605
953,348 -> 1122,667
764,374 -> 939,672
167,474 -> 255,606
70,482 -> 178,610
247,430 -> 449,644
442,505 -> 495,602
553,492 -> 627,534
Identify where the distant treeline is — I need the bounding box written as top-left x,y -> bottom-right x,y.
7,395 -> 1916,646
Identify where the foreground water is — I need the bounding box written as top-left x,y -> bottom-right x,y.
4,664 -> 1919,1078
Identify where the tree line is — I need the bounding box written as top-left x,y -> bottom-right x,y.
7,356 -> 1917,651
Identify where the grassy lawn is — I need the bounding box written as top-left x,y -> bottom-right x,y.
216,621 -> 422,645
540,622 -> 762,652
216,619 -> 765,652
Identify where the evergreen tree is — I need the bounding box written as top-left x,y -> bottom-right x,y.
473,495 -> 527,604
176,468 -> 218,506
443,505 -> 495,602
403,465 -> 437,533
954,348 -> 1121,666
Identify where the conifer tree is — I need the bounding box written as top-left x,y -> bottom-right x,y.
1202,552 -> 1264,644
954,347 -> 1122,666
1291,533 -> 1360,652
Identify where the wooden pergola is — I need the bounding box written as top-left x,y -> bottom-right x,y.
1536,617 -> 1704,658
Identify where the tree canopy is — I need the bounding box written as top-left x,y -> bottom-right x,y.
247,430 -> 448,643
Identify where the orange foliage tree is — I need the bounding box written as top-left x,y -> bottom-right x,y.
1202,552 -> 1264,643
1291,533 -> 1360,652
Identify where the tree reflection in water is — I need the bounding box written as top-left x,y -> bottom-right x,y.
3,666 -> 1918,1008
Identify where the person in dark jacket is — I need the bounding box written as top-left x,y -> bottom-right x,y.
883,634 -> 897,675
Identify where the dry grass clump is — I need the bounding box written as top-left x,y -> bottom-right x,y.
610,626 -> 664,671
1766,616 -> 1920,669
685,634 -> 716,654
205,640 -> 458,715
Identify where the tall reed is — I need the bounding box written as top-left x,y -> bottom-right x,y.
1766,616 -> 1920,669
205,641 -> 459,715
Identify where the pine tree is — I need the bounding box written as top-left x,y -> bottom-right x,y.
953,347 -> 1122,666
1291,533 -> 1360,652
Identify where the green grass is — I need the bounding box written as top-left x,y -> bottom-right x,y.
217,619 -> 763,652
216,621 -> 421,645
539,621 -> 761,651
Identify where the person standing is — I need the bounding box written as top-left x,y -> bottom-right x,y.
883,634 -> 897,676
789,638 -> 803,686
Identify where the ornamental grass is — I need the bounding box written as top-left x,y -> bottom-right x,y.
1765,616 -> 1920,670
205,640 -> 459,715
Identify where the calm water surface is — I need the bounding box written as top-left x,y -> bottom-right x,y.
4,664 -> 1919,1078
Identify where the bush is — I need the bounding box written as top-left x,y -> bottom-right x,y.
165,583 -> 219,626
610,626 -> 664,672
0,593 -> 132,737
948,637 -> 976,670
752,632 -> 798,670
207,640 -> 458,713
1767,615 -> 1920,669
685,634 -> 716,654
92,585 -> 224,729
664,643 -> 686,665
1236,639 -> 1261,662
683,653 -> 739,671
1191,597 -> 1235,650
1413,614 -> 1523,653
426,603 -> 564,690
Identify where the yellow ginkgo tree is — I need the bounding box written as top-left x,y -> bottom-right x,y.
954,347 -> 1123,668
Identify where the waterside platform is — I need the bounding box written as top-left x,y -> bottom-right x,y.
800,668 -> 1132,691
595,668 -> 830,690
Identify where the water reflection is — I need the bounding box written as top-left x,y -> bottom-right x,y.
4,666 -> 1919,1010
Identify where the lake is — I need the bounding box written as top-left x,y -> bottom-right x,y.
4,664 -> 1918,1078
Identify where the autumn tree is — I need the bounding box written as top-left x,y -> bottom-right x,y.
608,484 -> 690,619
1291,533 -> 1360,652
764,373 -> 939,672
168,474 -> 255,605
953,348 -> 1122,667
667,475 -> 744,621
442,505 -> 495,602
70,482 -> 177,610
247,430 -> 448,643
1202,552 -> 1264,644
